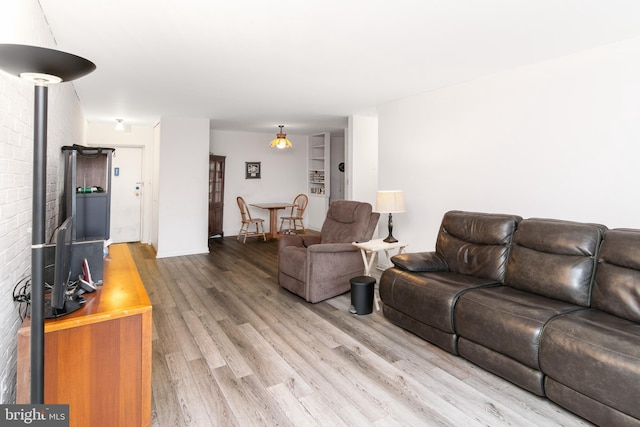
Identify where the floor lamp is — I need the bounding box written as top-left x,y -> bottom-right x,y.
0,44 -> 95,404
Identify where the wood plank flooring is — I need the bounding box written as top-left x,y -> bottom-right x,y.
128,237 -> 593,426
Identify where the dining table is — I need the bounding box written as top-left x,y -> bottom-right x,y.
250,202 -> 294,240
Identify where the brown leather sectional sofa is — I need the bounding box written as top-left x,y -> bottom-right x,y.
379,210 -> 640,426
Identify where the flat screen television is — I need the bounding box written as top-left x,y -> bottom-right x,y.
44,216 -> 84,318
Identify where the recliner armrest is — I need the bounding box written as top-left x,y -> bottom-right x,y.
391,251 -> 449,272
307,242 -> 358,253
300,234 -> 322,247
278,235 -> 305,251
278,234 -> 322,251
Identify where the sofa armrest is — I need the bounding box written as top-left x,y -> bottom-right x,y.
391,251 -> 449,272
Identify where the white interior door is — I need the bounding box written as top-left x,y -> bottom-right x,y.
111,147 -> 143,243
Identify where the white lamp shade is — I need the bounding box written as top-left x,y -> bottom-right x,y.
375,190 -> 406,213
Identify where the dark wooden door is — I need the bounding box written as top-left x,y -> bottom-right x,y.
209,155 -> 225,237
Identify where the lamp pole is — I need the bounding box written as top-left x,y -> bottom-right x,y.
384,212 -> 398,243
30,82 -> 48,403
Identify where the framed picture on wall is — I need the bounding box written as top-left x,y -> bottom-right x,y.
245,162 -> 261,179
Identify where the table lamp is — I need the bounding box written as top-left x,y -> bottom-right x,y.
375,190 -> 406,243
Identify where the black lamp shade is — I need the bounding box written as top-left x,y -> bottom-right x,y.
0,44 -> 96,82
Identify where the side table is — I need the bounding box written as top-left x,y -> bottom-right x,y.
352,239 -> 407,312
352,238 -> 408,276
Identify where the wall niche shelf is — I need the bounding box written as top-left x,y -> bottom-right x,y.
308,133 -> 329,197
307,133 -> 330,229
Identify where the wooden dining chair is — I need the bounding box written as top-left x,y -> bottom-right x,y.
278,193 -> 308,235
236,196 -> 266,243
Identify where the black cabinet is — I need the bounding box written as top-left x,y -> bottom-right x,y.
209,154 -> 225,237
62,146 -> 114,241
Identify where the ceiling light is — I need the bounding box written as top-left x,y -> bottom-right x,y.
115,119 -> 124,131
269,125 -> 292,149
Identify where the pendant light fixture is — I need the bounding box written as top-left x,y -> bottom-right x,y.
115,118 -> 125,131
269,125 -> 292,149
0,43 -> 95,404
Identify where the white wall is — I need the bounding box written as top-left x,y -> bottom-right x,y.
86,123 -> 155,243
0,0 -> 89,403
156,117 -> 210,257
329,133 -> 345,203
151,124 -> 161,249
348,115 -> 378,205
378,36 -> 640,253
210,129 -> 308,237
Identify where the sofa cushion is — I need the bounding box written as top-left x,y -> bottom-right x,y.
458,338 -> 546,395
379,269 -> 500,334
382,305 -> 459,353
435,211 -> 522,282
504,218 -> 606,306
592,229 -> 640,323
455,286 -> 582,370
540,309 -> 640,420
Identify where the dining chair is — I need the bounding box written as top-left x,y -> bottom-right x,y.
278,193 -> 309,235
236,196 -> 266,243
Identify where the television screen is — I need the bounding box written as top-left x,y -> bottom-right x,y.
45,216 -> 84,318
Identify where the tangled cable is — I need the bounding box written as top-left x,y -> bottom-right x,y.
13,275 -> 32,321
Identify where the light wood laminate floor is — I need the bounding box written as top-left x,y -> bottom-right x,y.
127,237 -> 592,426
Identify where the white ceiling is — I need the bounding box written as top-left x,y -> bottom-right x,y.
38,0 -> 640,135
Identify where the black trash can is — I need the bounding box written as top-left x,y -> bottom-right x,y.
349,275 -> 376,315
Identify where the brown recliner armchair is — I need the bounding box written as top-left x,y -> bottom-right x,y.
278,200 -> 380,303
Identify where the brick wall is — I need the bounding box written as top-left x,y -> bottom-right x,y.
0,0 -> 88,403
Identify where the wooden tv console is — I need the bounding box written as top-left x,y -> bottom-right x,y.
17,244 -> 152,427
